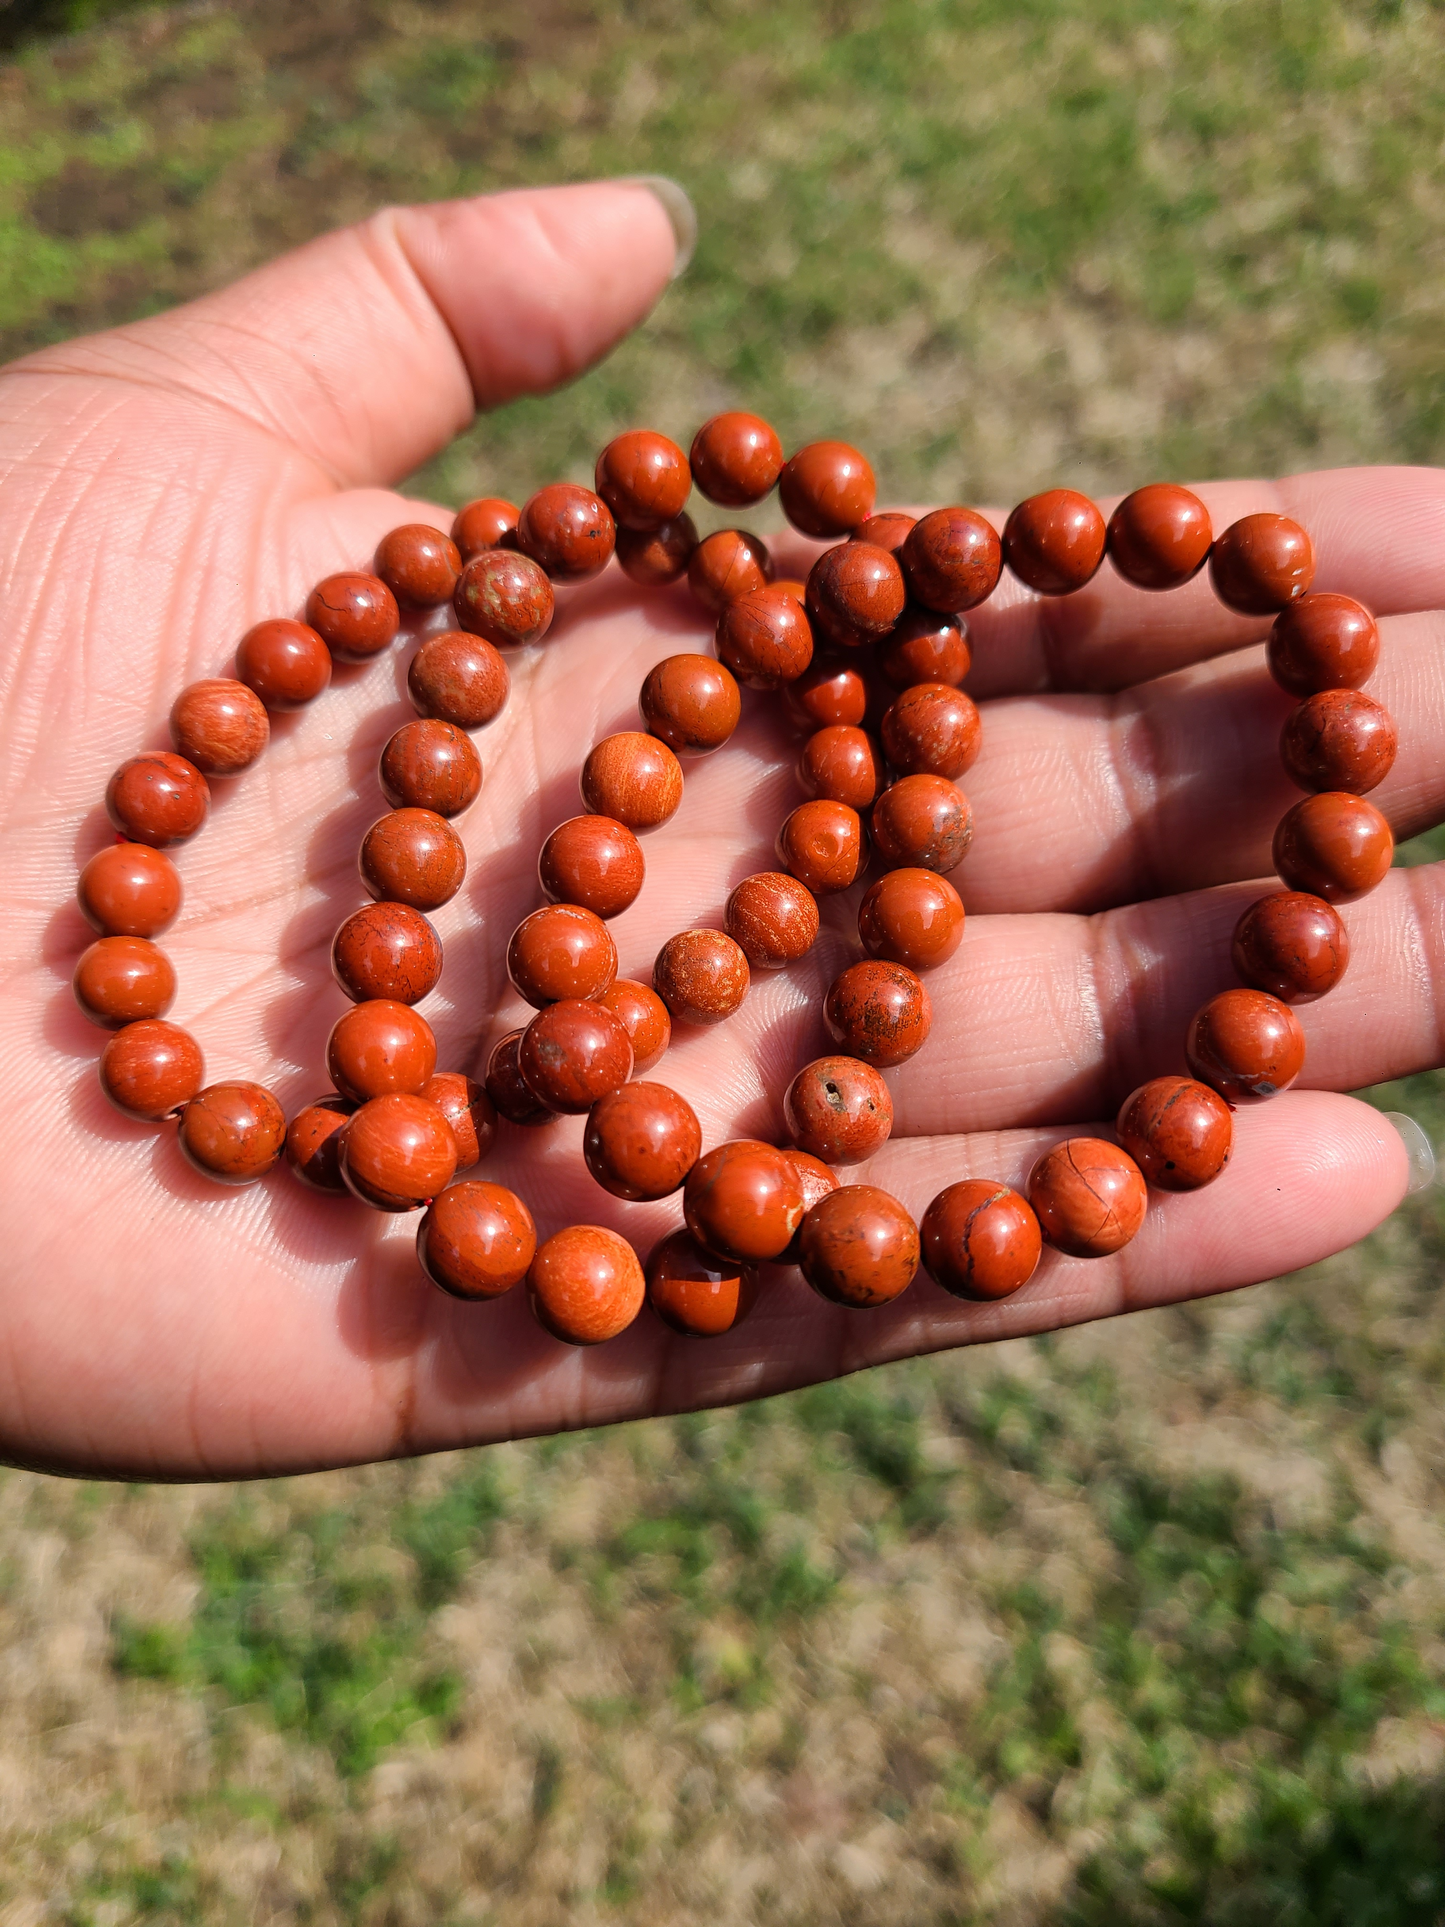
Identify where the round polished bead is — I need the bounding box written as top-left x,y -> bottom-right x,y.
857,867 -> 965,971
285,1096 -> 353,1193
1116,1076 -> 1233,1192
99,1019 -> 204,1122
715,584 -> 814,689
379,720 -> 482,817
725,871 -> 820,969
78,842 -> 181,938
853,512 -> 916,553
451,497 -> 520,561
785,1055 -> 894,1164
684,1140 -> 806,1264
105,752 -> 209,847
646,1229 -> 758,1338
375,523 -> 462,608
305,572 -> 399,661
876,606 -> 971,690
518,999 -> 634,1114
326,998 -> 437,1103
640,654 -> 742,754
1185,989 -> 1305,1102
779,442 -> 876,538
484,1030 -> 557,1127
1209,513 -> 1316,615
1105,484 -> 1212,591
900,508 -> 1002,613
1003,490 -> 1106,596
616,514 -> 698,586
331,901 -> 442,1005
1028,1138 -> 1147,1258
775,579 -> 808,605
170,679 -> 269,777
236,618 -> 332,710
516,484 -> 616,582
359,808 -> 466,912
584,1081 -> 702,1201
597,980 -> 671,1073
653,930 -> 750,1026
1272,791 -> 1393,903
824,960 -> 931,1067
1231,890 -> 1348,1004
179,1081 -> 287,1186
690,412 -> 784,507
453,550 -> 555,649
798,1186 -> 918,1307
1267,594 -> 1380,697
805,542 -> 906,646
872,775 -> 973,873
539,815 -> 644,920
73,935 -> 176,1028
687,528 -> 774,613
340,1092 -> 458,1212
507,903 -> 618,1008
775,799 -> 863,895
798,725 -> 883,809
581,733 -> 683,832
408,629 -> 509,729
778,1150 -> 839,1264
528,1226 -> 645,1345
595,429 -> 691,530
880,683 -> 981,780
418,1071 -> 495,1170
418,1181 -> 536,1299
920,1182 -> 1042,1301
783,656 -> 869,732
1279,689 -> 1397,796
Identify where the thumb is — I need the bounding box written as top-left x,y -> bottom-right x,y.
9,179 -> 689,489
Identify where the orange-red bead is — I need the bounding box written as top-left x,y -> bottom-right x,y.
516,484 -> 616,582
1272,792 -> 1393,903
179,1082 -> 287,1186
453,550 -> 555,648
538,815 -> 645,919
776,799 -> 863,894
418,1070 -> 496,1170
880,684 -> 981,780
306,572 -> 399,660
783,656 -> 869,731
507,904 -> 618,1008
339,1092 -> 458,1211
690,413 -> 784,507
824,960 -> 931,1067
78,842 -> 181,938
379,720 -> 482,817
725,871 -> 820,969
715,584 -> 814,689
857,867 -> 965,971
646,1230 -> 759,1338
99,1019 -> 204,1121
518,999 -> 635,1114
597,980 -> 671,1073
785,1055 -> 894,1164
798,725 -> 884,809
684,1140 -> 805,1263
528,1226 -> 644,1345
653,930 -> 749,1025
73,935 -> 176,1027
1003,490 -> 1106,596
806,542 -> 906,646
105,752 -> 209,847
1279,690 -> 1397,796
779,442 -> 876,538
798,1186 -> 918,1307
581,733 -> 683,832
331,901 -> 442,1005
484,1029 -> 558,1127
1116,1076 -> 1233,1192
640,654 -> 742,754
1185,989 -> 1305,1102
1267,594 -> 1379,697
1105,484 -> 1212,591
687,528 -> 773,612
871,775 -> 973,873
326,999 -> 437,1104
594,430 -> 691,531
358,808 -> 467,911
1231,890 -> 1348,1004
407,630 -> 509,729
451,497 -> 520,561
1209,513 -> 1315,615
375,524 -> 462,608
170,680 -> 269,777
584,1081 -> 702,1201
285,1097 -> 353,1193
616,515 -> 698,586
418,1181 -> 537,1299
900,509 -> 1002,613
237,618 -> 332,710
876,607 -> 971,690
1028,1139 -> 1147,1258
920,1182 -> 1041,1300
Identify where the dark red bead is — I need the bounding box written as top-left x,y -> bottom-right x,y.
305,572 -> 399,661
690,413 -> 784,507
516,484 -> 616,582
1280,690 -> 1397,795
900,509 -> 1002,613
1003,490 -> 1106,596
805,542 -> 906,646
105,752 -> 209,847
1268,594 -> 1379,697
407,630 -> 509,729
645,1229 -> 759,1338
237,618 -> 332,709
876,606 -> 971,690
687,528 -> 773,612
1231,890 -> 1348,1004
584,1081 -> 702,1201
779,442 -> 876,538
332,901 -> 443,1004
518,999 -> 634,1114
595,430 -> 691,531
285,1097 -> 353,1193
379,719 -> 482,817
179,1082 -> 287,1186
616,515 -> 698,586
451,497 -> 520,561
375,524 -> 462,608
484,1029 -> 558,1127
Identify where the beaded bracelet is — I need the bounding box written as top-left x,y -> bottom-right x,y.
71,412 -> 1395,1347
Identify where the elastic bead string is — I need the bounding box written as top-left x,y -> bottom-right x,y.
72,423 -> 1391,1341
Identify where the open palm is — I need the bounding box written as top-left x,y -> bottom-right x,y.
3,181 -> 1438,1481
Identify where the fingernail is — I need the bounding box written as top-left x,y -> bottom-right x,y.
624,175 -> 697,279
1383,1112 -> 1437,1194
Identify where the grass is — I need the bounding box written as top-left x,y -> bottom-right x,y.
3,0 -> 1445,1920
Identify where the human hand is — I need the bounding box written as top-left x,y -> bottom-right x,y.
2,182 -> 1439,1480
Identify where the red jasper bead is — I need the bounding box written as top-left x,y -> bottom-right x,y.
418,1181 -> 536,1299
379,720 -> 482,817
798,725 -> 884,809
640,654 -> 742,754
1280,690 -> 1397,795
779,441 -> 876,538
418,1071 -> 496,1169
857,867 -> 965,971
1209,512 -> 1315,615
1185,989 -> 1305,1102
507,904 -> 618,1008
806,542 -> 906,646
1272,792 -> 1393,903
853,512 -> 916,553
1105,484 -> 1212,591
1267,594 -> 1380,697
331,901 -> 442,1005
539,815 -> 645,920
584,1081 -> 702,1201
170,679 -> 269,777
690,412 -> 784,507
776,799 -> 863,895
684,1139 -> 806,1263
785,1055 -> 894,1164
1231,890 -> 1348,1004
783,656 -> 869,732
179,1081 -> 287,1186
375,524 -> 462,608
99,1018 -> 204,1121
920,1182 -> 1042,1300
597,980 -> 671,1073
616,514 -> 698,586
581,733 -> 683,832
725,871 -> 820,969
78,842 -> 181,938
305,572 -> 399,661
778,1150 -> 839,1264
595,430 -> 691,530
871,774 -> 973,873
516,484 -> 616,582
484,1030 -> 558,1127
528,1226 -> 645,1345
798,1185 -> 919,1307
408,630 -> 509,729
687,528 -> 773,612
716,584 -> 814,689
285,1096 -> 353,1193
653,929 -> 750,1025
876,606 -> 971,690
880,683 -> 981,780
646,1229 -> 759,1338
824,960 -> 931,1067
1116,1076 -> 1233,1192
900,508 -> 1002,613
359,808 -> 466,911
518,999 -> 634,1114
340,1092 -> 458,1212
451,497 -> 520,561
453,550 -> 555,649
237,618 -> 332,710
73,935 -> 176,1028
1003,489 -> 1106,596
326,998 -> 436,1103
1028,1138 -> 1147,1258
105,752 -> 209,847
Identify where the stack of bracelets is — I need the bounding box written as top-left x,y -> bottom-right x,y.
71,413 -> 1395,1346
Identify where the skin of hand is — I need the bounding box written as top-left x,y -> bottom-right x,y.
0,180 -> 1439,1482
